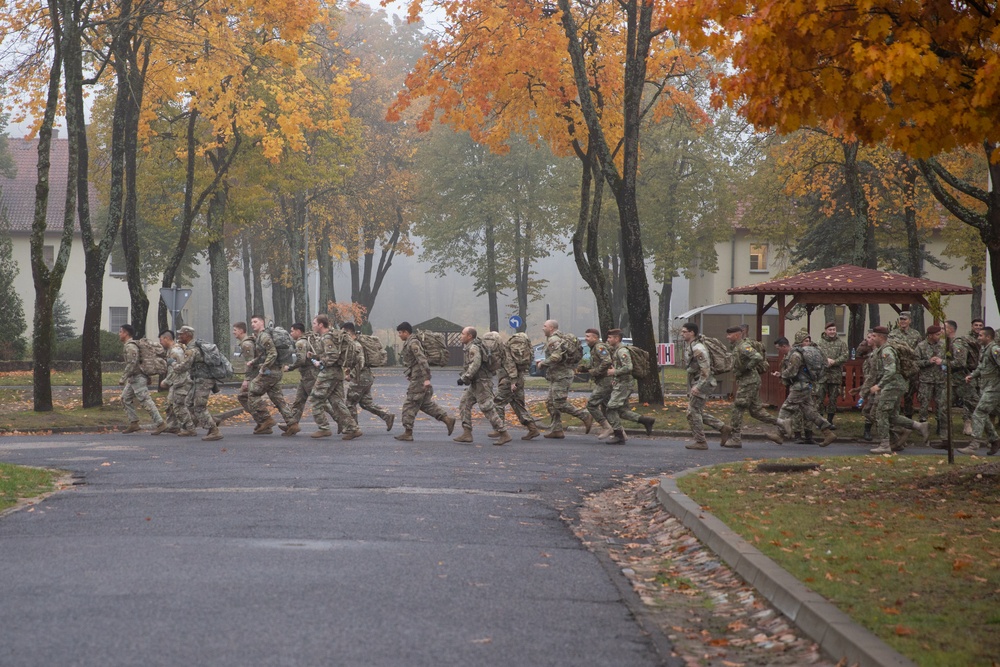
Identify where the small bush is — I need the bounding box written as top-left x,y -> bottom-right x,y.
54,331 -> 123,362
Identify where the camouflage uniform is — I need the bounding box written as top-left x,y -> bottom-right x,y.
777,348 -> 833,433
163,341 -> 195,432
968,341 -> 1000,444
120,339 -> 164,427
914,337 -> 947,426
606,344 -> 643,431
813,332 -> 848,417
399,335 -> 451,430
458,339 -> 506,434
889,326 -> 922,416
949,335 -> 981,425
584,341 -> 614,423
729,338 -> 778,446
187,343 -> 218,431
685,337 -> 726,444
493,341 -> 537,429
873,343 -> 918,443
541,332 -> 590,430
236,334 -> 258,423
346,337 -> 392,424
288,334 -> 335,424
309,329 -> 359,435
248,330 -> 294,425
858,346 -> 880,434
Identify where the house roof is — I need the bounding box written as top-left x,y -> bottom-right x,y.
413,316 -> 464,332
0,136 -> 86,233
728,264 -> 973,298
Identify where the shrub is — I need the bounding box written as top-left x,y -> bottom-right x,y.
53,331 -> 123,362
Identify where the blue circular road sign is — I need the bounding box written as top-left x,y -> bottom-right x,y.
508,315 -> 523,329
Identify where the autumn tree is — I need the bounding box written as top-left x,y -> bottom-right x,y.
666,0 -> 1000,312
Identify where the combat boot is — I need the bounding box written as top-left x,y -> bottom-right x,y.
164,427 -> 180,435
487,430 -> 502,438
494,431 -> 511,446
827,412 -> 835,426
765,429 -> 784,445
685,441 -> 708,450
596,420 -> 614,439
870,440 -> 892,454
521,424 -> 541,440
892,428 -> 913,451
281,422 -> 301,437
638,416 -> 655,436
862,423 -> 873,442
394,428 -> 414,442
606,429 -> 627,445
819,429 -> 836,447
254,416 -> 276,434
914,421 -> 930,445
177,429 -> 197,437
202,426 -> 223,442
988,440 -> 1000,456
342,430 -> 362,441
384,414 -> 395,432
581,413 -> 594,434
443,415 -> 456,436
957,441 -> 980,455
798,430 -> 815,445
311,428 -> 333,439
963,418 -> 973,436
453,427 -> 474,443
123,421 -> 141,434
151,422 -> 170,436
543,429 -> 565,439
776,419 -> 792,439
719,425 -> 733,447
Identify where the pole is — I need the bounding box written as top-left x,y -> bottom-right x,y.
172,284 -> 180,330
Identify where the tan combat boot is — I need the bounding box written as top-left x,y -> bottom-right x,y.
765,429 -> 784,445
487,430 -> 502,438
342,430 -> 362,441
581,413 -> 594,434
494,431 -> 512,446
870,440 -> 892,454
957,440 -> 980,455
453,427 -> 474,443
963,418 -> 973,436
311,429 -> 333,439
151,422 -> 169,436
394,428 -> 414,441
177,429 -> 197,437
384,414 -> 395,432
443,415 -> 456,436
596,420 -> 614,439
123,421 -> 141,434
606,429 -> 627,445
521,424 -> 541,440
719,425 -> 733,447
281,422 -> 301,437
543,429 -> 565,439
819,429 -> 837,447
202,426 -> 223,442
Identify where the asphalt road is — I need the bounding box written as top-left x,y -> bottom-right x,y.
0,368 -> 844,667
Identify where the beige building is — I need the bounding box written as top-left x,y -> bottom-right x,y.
687,228 -> 979,339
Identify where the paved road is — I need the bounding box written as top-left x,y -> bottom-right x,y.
0,369 -> 845,667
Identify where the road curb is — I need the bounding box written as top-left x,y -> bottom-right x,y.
655,471 -> 916,667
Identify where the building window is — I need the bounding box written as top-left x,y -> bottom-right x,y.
109,252 -> 126,276
749,244 -> 768,272
108,307 -> 129,333
43,245 -> 54,270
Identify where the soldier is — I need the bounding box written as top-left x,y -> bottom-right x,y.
889,311 -> 922,417
308,315 -> 361,440
245,316 -> 296,435
232,322 -> 260,429
849,330 -> 880,442
156,329 -> 196,436
869,326 -> 929,454
914,325 -> 947,436
118,324 -> 165,434
453,327 -> 510,445
280,323 -> 328,435
680,322 -> 731,450
178,325 -> 222,441
603,329 -> 655,444
342,322 -> 395,432
789,329 -> 814,444
394,321 -> 455,441
534,319 -> 593,439
772,332 -> 837,447
492,334 -> 541,440
814,322 -> 848,426
959,326 -> 1000,455
580,328 -> 615,439
726,325 -> 782,448
945,320 -> 980,436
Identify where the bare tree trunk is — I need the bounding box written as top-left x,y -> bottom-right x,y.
207,193 -> 230,355
317,234 -> 335,312
485,217 -> 499,332
658,276 -> 673,342
241,233 -> 253,321
570,144 -> 615,334
252,249 -> 265,317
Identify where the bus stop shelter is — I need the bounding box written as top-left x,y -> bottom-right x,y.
727,264 -> 973,407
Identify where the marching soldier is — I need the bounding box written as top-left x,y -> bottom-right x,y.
393,321 -> 455,441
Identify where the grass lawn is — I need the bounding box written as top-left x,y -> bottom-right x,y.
676,456 -> 1000,666
0,369 -> 302,387
0,463 -> 61,513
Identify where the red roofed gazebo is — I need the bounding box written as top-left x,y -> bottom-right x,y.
728,264 -> 974,341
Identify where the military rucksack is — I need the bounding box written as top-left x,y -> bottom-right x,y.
479,331 -> 504,373
194,340 -> 234,381
266,326 -> 295,366
556,331 -> 584,366
623,345 -> 652,379
964,335 -> 981,372
699,336 -> 733,374
415,330 -> 449,366
794,345 -> 827,382
745,338 -> 769,374
136,338 -> 168,376
358,334 -> 387,367
886,340 -> 919,383
506,332 -> 533,369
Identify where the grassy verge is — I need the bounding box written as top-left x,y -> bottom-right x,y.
676,456 -> 1000,666
0,463 -> 61,513
0,369 -> 302,387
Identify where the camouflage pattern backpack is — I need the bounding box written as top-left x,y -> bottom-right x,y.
137,338 -> 168,376
479,331 -> 504,373
556,331 -> 584,366
886,340 -> 920,385
700,336 -> 734,374
506,332 -> 533,370
358,334 -> 387,367
623,345 -> 652,379
415,330 -> 449,366
265,326 -> 295,366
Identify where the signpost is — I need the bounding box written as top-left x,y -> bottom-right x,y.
159,286 -> 192,331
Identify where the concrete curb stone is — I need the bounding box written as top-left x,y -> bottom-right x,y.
657,470 -> 917,667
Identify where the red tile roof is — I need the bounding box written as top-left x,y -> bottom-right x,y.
729,264 -> 973,296
1,136 -> 85,233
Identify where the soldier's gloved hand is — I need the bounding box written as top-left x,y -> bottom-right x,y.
457,378 -> 465,386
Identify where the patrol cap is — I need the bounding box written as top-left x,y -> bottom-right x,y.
898,311 -> 911,320
926,325 -> 942,335
793,329 -> 810,344
872,326 -> 890,335
178,325 -> 195,335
